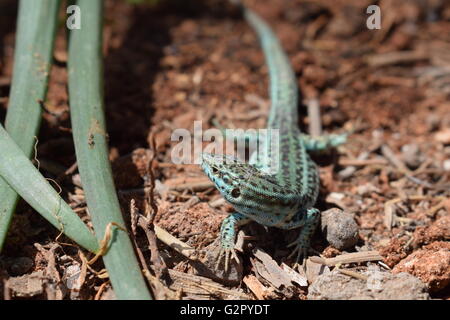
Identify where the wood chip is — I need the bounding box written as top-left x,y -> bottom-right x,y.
280,263 -> 308,287
336,267 -> 368,281
167,269 -> 250,300
252,248 -> 293,289
338,151 -> 370,179
208,197 -> 226,208
306,98 -> 322,137
154,225 -> 197,260
384,202 -> 395,231
180,195 -> 201,211
170,181 -> 214,192
338,158 -> 388,166
243,275 -> 268,300
366,50 -> 428,67
381,144 -> 411,174
305,258 -> 330,284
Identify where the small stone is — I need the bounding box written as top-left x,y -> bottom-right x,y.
321,208 -> 359,250
64,265 -> 82,290
198,240 -> 243,286
8,270 -> 44,298
308,266 -> 429,300
401,143 -> 423,169
426,114 -> 440,131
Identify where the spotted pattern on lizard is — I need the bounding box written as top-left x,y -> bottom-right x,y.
200,1 -> 347,271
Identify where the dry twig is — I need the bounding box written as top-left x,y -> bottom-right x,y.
310,251 -> 383,266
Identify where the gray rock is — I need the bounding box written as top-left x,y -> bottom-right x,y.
321,208 -> 359,250
401,143 -> 423,169
8,270 -> 44,298
197,240 -> 243,286
308,267 -> 430,300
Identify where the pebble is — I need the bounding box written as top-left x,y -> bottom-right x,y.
401,143 -> 423,169
64,265 -> 82,290
426,114 -> 440,131
321,208 -> 359,250
199,240 -> 243,286
8,271 -> 44,298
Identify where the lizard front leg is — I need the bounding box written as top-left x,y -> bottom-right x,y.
284,207 -> 320,265
215,212 -> 250,272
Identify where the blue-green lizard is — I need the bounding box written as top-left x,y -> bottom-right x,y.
201,1 -> 346,271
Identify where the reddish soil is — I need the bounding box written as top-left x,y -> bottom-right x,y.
0,0 -> 449,299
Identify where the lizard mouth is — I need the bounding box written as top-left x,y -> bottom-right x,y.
200,153 -> 219,182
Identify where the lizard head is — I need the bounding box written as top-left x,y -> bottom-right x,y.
201,153 -> 293,217
201,153 -> 257,204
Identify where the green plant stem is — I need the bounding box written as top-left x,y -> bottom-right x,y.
68,0 -> 152,299
0,0 -> 61,251
0,124 -> 99,252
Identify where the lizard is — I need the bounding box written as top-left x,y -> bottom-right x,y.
200,1 -> 347,271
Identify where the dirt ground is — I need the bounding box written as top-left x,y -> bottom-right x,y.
0,0 -> 449,300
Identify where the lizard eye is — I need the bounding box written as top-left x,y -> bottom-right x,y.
231,188 -> 241,198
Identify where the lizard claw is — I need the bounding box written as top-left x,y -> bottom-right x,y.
214,246 -> 239,273
211,212 -> 246,273
287,240 -> 309,266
